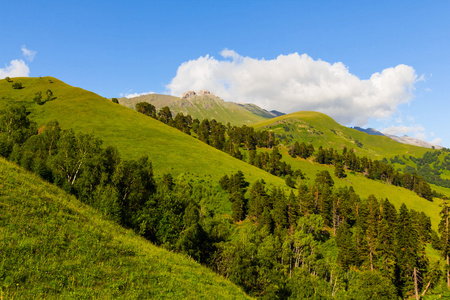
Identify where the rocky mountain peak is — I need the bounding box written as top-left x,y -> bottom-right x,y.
181,91 -> 196,99
181,90 -> 216,99
197,89 -> 212,96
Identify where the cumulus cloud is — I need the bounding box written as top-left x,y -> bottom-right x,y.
21,46 -> 37,62
0,59 -> 30,78
167,50 -> 419,126
120,91 -> 156,98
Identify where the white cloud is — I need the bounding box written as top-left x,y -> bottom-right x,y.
120,91 -> 156,98
0,59 -> 30,78
167,50 -> 419,126
431,138 -> 442,146
381,124 -> 425,137
21,46 -> 37,62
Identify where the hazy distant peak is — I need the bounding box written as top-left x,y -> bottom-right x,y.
352,126 -> 442,149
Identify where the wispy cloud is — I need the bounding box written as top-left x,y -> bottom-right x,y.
381,124 -> 425,137
167,49 -> 419,126
120,91 -> 156,98
21,46 -> 37,62
381,123 -> 442,145
431,138 -> 442,146
0,59 -> 30,78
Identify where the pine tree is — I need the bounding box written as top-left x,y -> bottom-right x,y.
439,200 -> 450,288
365,195 -> 380,271
334,162 -> 346,178
231,192 -> 247,222
336,222 -> 357,270
396,203 -> 424,298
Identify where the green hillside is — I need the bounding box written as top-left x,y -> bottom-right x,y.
118,92 -> 272,126
3,77 -> 450,298
253,111 -> 429,159
0,157 -> 250,299
251,146 -> 448,230
0,77 -> 285,186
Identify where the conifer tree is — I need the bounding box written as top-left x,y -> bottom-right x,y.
365,195 -> 380,271
334,162 -> 346,178
439,200 -> 450,288
396,203 -> 424,297
336,222 -> 357,270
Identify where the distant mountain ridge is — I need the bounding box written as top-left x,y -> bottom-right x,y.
118,90 -> 283,126
352,126 -> 442,149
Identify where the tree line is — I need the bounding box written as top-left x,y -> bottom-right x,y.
136,103 -> 436,201
309,145 -> 434,200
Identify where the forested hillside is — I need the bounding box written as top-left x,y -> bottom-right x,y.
2,76 -> 450,298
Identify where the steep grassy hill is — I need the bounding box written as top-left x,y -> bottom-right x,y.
118,92 -> 274,126
0,157 -> 250,299
0,77 -> 286,187
253,111 -> 429,159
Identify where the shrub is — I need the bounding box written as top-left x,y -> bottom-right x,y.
12,82 -> 23,89
33,92 -> 43,105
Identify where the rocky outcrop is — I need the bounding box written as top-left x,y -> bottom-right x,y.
182,90 -> 216,99
181,91 -> 196,99
197,90 -> 212,96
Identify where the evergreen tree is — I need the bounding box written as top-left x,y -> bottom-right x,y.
336,222 -> 357,270
231,192 -> 247,222
439,200 -> 450,288
135,102 -> 156,117
334,162 -> 346,178
396,203 -> 426,298
157,106 -> 173,124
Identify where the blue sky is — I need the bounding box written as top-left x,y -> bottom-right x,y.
1,0 -> 449,147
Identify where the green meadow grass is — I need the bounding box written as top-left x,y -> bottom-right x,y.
0,77 -> 286,187
253,111 -> 430,159
0,157 -> 251,299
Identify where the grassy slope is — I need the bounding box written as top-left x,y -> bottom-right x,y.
119,93 -> 270,126
0,157 -> 250,299
253,111 -> 429,159
0,77 -> 285,187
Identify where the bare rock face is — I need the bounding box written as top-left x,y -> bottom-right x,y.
197,90 -> 212,96
182,90 -> 216,99
181,91 -> 196,99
